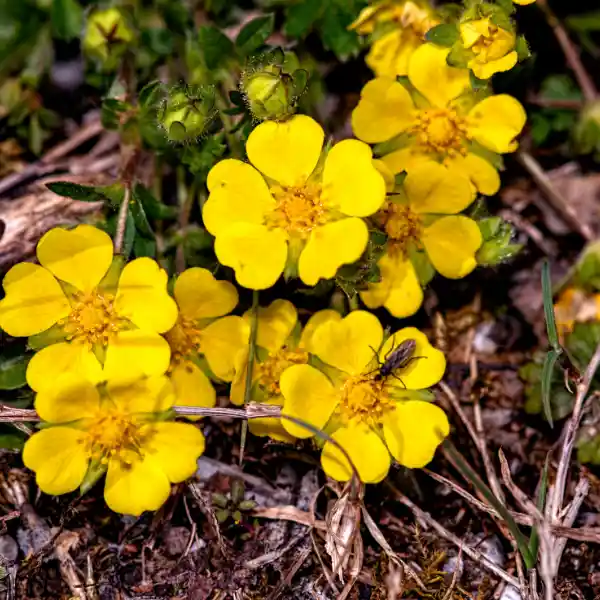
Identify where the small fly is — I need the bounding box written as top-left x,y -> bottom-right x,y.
368,338 -> 422,386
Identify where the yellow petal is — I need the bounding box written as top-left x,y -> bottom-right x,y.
513,0 -> 535,5
36,225 -> 113,293
104,456 -> 171,515
366,29 -> 422,78
245,299 -> 297,353
35,373 -> 100,422
170,362 -> 216,420
174,268 -> 238,320
299,309 -> 342,352
380,147 -> 432,175
373,159 -> 396,193
445,153 -> 500,196
351,77 -> 414,144
360,252 -> 424,319
230,347 -> 249,406
405,162 -> 474,214
280,364 -> 338,438
467,95 -> 527,153
248,396 -> 296,443
103,330 -> 171,382
471,51 -> 518,80
201,316 -> 250,381
203,159 -> 275,236
311,311 -> 383,376
0,263 -> 70,337
382,401 -> 449,468
26,342 -> 103,392
322,140 -> 386,217
379,327 -> 446,390
141,421 -> 205,481
107,375 -> 175,413
23,427 -> 89,495
460,21 -> 486,48
408,44 -> 470,108
246,115 -> 324,187
422,215 -> 482,278
298,219 -> 368,287
214,223 -> 288,290
115,258 -> 178,333
321,422 -> 390,483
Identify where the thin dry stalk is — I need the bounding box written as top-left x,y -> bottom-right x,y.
113,184 -> 131,254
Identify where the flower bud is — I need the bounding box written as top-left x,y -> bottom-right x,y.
573,101 -> 600,156
83,8 -> 134,65
476,217 -> 522,266
158,85 -> 215,143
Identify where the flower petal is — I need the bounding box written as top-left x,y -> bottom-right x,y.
280,364 -> 338,439
174,268 -> 238,320
351,77 -> 414,144
321,422 -> 390,483
248,396 -> 296,443
445,153 -> 500,196
366,29 -> 422,78
26,342 -> 103,392
408,44 -> 470,108
246,115 -> 324,187
422,215 -> 482,279
23,427 -> 89,495
35,373 -> 101,422
104,456 -> 171,515
214,223 -> 288,290
37,225 -> 113,293
405,162 -> 474,214
360,252 -> 424,319
471,51 -> 518,80
141,421 -> 205,482
311,311 -> 383,376
204,159 -> 275,236
299,309 -> 342,353
115,258 -> 178,333
201,316 -> 249,381
170,362 -> 216,420
467,95 -> 527,153
298,219 -> 368,287
230,347 -> 249,406
0,263 -> 70,337
103,330 -> 171,382
382,401 -> 449,468
381,147 -> 433,175
245,299 -> 297,354
322,140 -> 386,217
107,375 -> 175,413
380,327 -> 446,390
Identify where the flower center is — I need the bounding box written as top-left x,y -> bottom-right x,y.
61,292 -> 123,348
256,347 -> 309,395
83,408 -> 147,466
337,374 -> 394,426
378,202 -> 422,256
265,183 -> 327,238
411,108 -> 469,157
164,316 -> 203,367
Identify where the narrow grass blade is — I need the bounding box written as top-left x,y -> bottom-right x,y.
528,455 -> 550,561
541,349 -> 559,428
542,259 -> 559,350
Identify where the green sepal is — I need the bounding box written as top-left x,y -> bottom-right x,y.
79,459 -> 107,496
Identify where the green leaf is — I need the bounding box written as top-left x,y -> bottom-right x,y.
541,349 -> 559,428
515,35 -> 531,61
133,183 -> 177,220
50,0 -> 83,41
138,80 -> 162,109
528,456 -> 549,561
542,259 -> 559,349
131,187 -> 154,238
285,0 -> 322,38
198,26 -> 234,70
0,355 -> 29,390
0,427 -> 26,451
46,182 -> 107,203
235,15 -> 275,57
566,11 -> 600,33
425,24 -> 459,47
320,4 -> 361,60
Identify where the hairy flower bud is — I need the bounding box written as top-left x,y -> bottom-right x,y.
83,8 -> 134,65
158,85 -> 215,143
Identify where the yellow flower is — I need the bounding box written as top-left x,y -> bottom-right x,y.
203,115 -> 386,290
280,311 -> 448,482
361,162 -> 481,318
230,299 -> 340,443
513,0 -> 535,4
0,225 -> 177,391
554,287 -> 600,340
23,374 -> 205,515
460,19 -> 518,80
164,268 -> 249,419
352,43 -> 527,197
350,1 -> 438,78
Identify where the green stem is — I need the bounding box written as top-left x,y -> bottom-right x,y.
215,84 -> 244,158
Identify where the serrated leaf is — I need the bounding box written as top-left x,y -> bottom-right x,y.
198,26 -> 234,70
235,15 -> 275,56
425,23 -> 459,47
285,0 -> 322,38
0,356 -> 29,390
46,182 -> 108,203
138,80 -> 162,108
50,0 -> 83,41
